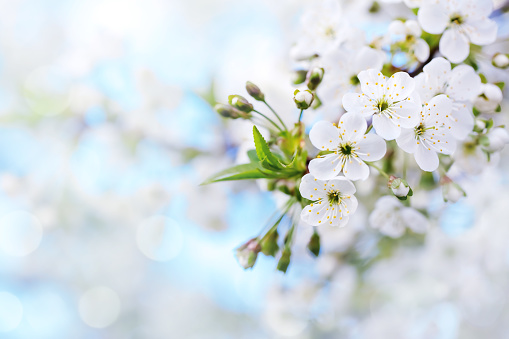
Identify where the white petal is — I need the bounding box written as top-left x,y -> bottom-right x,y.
343,157 -> 369,181
309,154 -> 342,180
354,47 -> 385,72
422,94 -> 453,127
358,69 -> 387,100
418,4 -> 449,34
414,144 -> 439,171
396,127 -> 418,153
301,201 -> 329,226
439,29 -> 470,63
339,112 -> 367,141
388,20 -> 406,35
341,195 -> 358,216
386,72 -> 415,101
299,173 -> 328,200
414,39 -> 430,62
466,18 -> 497,45
356,134 -> 387,161
372,113 -> 401,140
327,176 -> 356,194
406,20 -> 421,37
342,93 -> 377,117
400,207 -> 428,234
450,103 -> 474,140
447,65 -> 481,101
422,57 -> 451,82
309,121 -> 340,151
390,99 -> 421,128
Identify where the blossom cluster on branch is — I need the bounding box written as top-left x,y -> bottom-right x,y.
207,0 -> 509,273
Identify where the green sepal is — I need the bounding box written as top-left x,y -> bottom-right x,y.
307,231 -> 320,257
277,248 -> 291,273
261,229 -> 279,257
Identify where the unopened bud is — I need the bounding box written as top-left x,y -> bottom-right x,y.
474,83 -> 503,113
482,127 -> 509,153
235,238 -> 261,269
228,95 -> 253,113
441,176 -> 466,203
277,248 -> 291,273
215,104 -> 241,119
388,175 -> 412,200
306,67 -> 325,91
492,53 -> 509,69
307,231 -> 320,257
293,70 -> 308,85
261,229 -> 279,257
294,89 -> 314,109
245,81 -> 265,101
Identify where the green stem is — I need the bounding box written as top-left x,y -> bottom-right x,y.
253,110 -> 283,132
263,100 -> 288,131
298,109 -> 304,122
366,124 -> 373,134
402,152 -> 407,179
367,162 -> 390,179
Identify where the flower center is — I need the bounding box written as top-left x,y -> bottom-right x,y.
463,141 -> 477,154
415,123 -> 435,137
378,99 -> 389,112
450,14 -> 464,25
350,75 -> 360,86
327,190 -> 341,205
339,142 -> 353,155
324,26 -> 336,38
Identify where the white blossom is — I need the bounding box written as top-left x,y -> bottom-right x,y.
299,173 -> 358,227
343,69 -> 421,140
369,196 -> 428,238
387,20 -> 430,62
417,0 -> 497,63
474,83 -> 503,113
415,57 -> 481,140
396,94 -> 457,172
308,112 -> 387,181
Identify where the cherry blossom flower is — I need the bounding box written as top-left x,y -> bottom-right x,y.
474,83 -> 503,113
387,20 -> 430,62
308,112 -> 387,181
414,57 -> 481,140
299,173 -> 358,227
369,196 -> 428,238
417,0 -> 497,63
342,69 -> 421,140
396,94 -> 457,172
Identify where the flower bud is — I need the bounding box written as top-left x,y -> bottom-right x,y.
474,83 -> 503,113
277,247 -> 291,273
245,81 -> 265,101
215,104 -> 241,119
306,67 -> 324,90
492,53 -> 509,69
261,229 -> 279,257
441,176 -> 466,203
228,95 -> 253,113
482,127 -> 509,153
388,175 -> 412,200
235,238 -> 261,269
294,89 -> 314,109
307,231 -> 320,257
293,70 -> 308,85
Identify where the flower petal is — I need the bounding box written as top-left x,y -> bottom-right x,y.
449,103 -> 474,140
354,46 -> 385,72
341,195 -> 358,216
301,201 -> 329,226
439,28 -> 470,63
342,93 -> 377,117
414,38 -> 430,63
396,127 -> 418,153
400,207 -> 428,234
338,112 -> 367,141
414,144 -> 439,171
446,65 -> 481,101
390,99 -> 421,128
309,121 -> 340,151
327,176 -> 356,194
372,113 -> 401,140
386,72 -> 415,101
418,4 -> 449,34
343,157 -> 369,181
466,18 -> 497,45
358,69 -> 387,100
309,154 -> 342,180
356,134 -> 387,161
299,173 -> 328,200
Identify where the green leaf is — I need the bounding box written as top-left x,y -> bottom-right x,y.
247,149 -> 259,163
201,163 -> 266,185
253,126 -> 283,169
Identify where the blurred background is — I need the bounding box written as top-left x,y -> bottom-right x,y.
1,0 -> 509,338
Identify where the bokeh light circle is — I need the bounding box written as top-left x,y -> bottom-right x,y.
136,215 -> 183,262
79,287 -> 121,329
0,210 -> 43,256
0,292 -> 23,332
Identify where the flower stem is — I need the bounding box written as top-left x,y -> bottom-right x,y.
263,100 -> 288,131
253,110 -> 283,132
366,124 -> 373,134
367,162 -> 390,179
298,109 -> 304,122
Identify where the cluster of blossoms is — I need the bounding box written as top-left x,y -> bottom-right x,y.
208,0 -> 509,273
